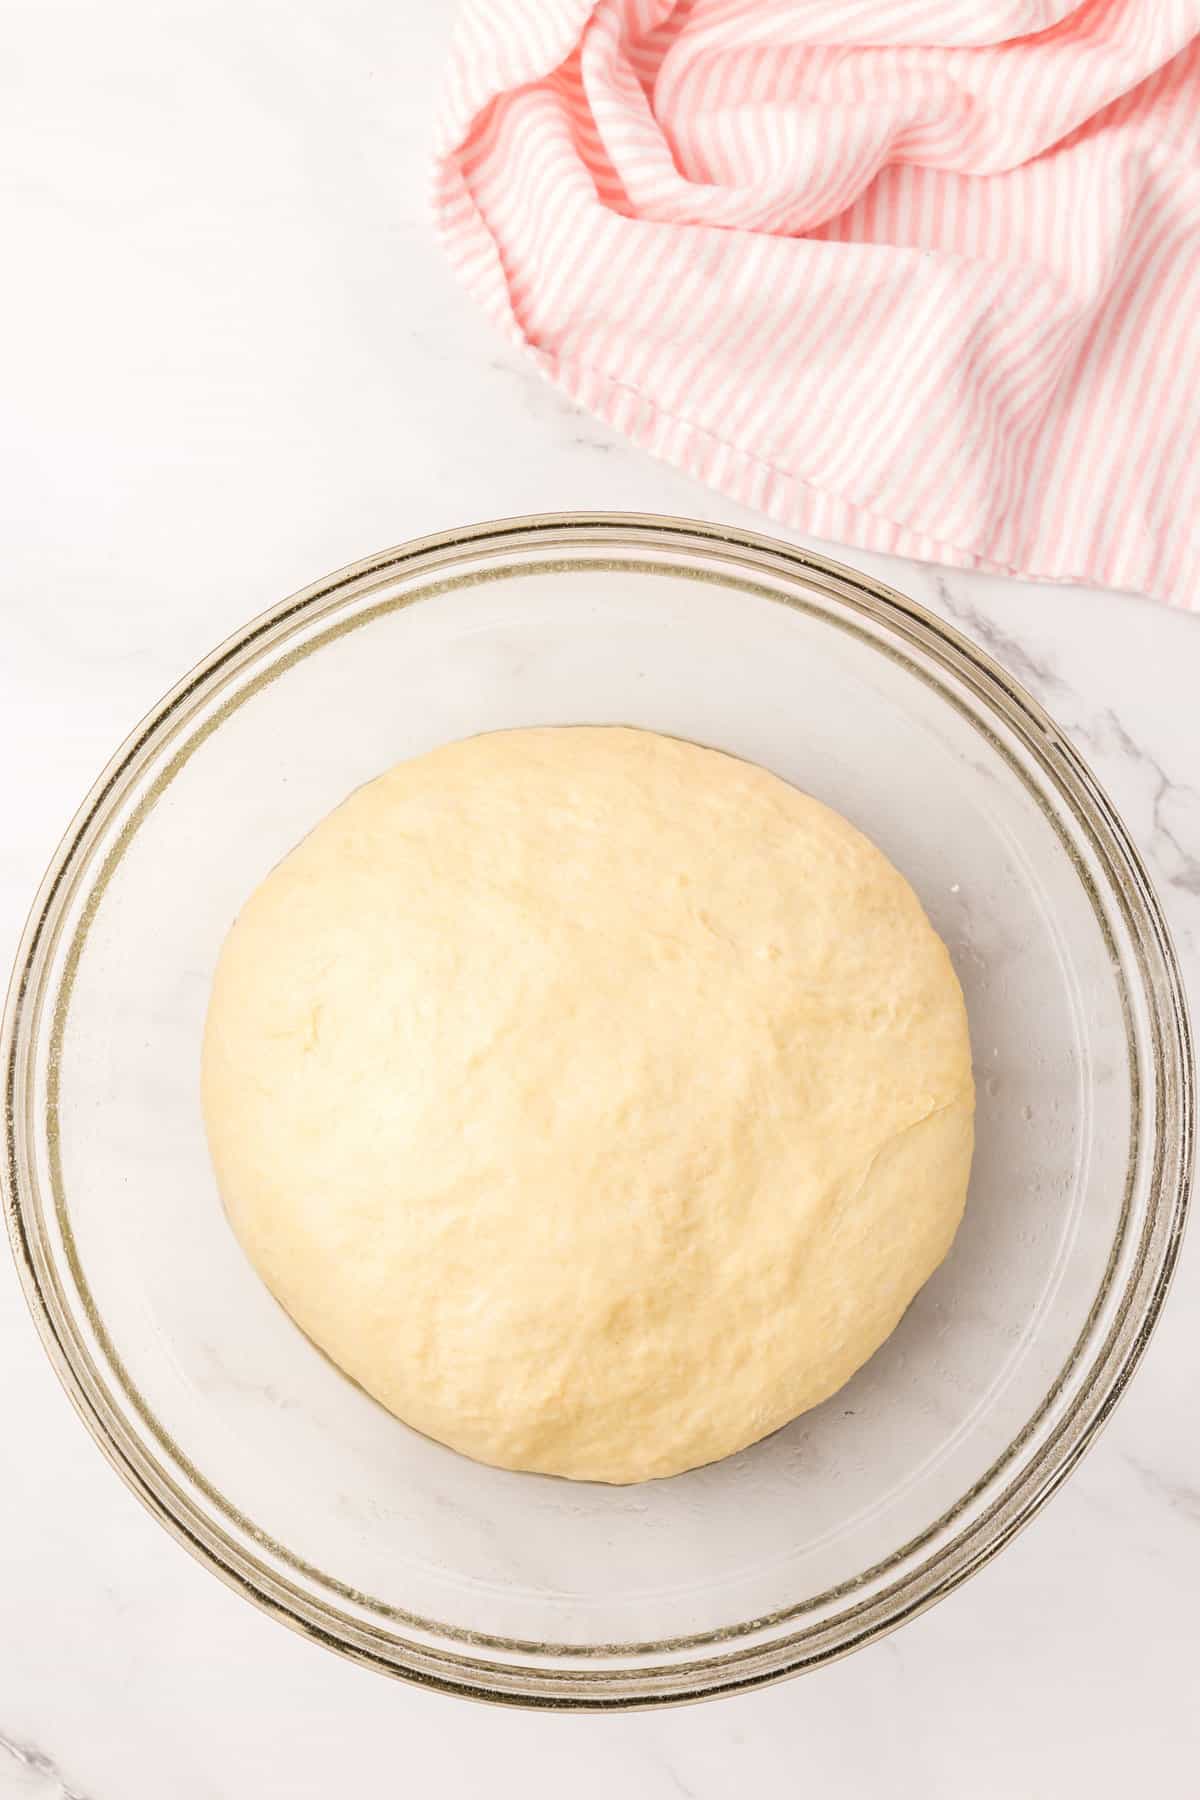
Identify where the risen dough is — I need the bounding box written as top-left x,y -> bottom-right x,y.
202,727 -> 973,1483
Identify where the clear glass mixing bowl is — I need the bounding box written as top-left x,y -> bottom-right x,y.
3,515 -> 1191,1706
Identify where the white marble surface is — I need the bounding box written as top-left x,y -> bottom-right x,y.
2,3 -> 1198,1794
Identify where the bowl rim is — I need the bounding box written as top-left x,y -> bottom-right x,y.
3,511 -> 1193,1708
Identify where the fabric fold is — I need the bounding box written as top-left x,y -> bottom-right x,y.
435,0 -> 1200,606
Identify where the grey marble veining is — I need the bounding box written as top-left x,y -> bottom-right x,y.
1120,1452 -> 1200,1529
1076,710 -> 1200,901
2,1 -> 1198,1796
0,1734 -> 89,1800
932,576 -> 1070,699
934,572 -> 1200,953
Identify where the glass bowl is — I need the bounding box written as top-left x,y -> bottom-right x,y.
3,515 -> 1191,1708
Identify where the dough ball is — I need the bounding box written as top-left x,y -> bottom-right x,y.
202,727 -> 974,1483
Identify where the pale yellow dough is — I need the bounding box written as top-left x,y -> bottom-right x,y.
202,727 -> 974,1483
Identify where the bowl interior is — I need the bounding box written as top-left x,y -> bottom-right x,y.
13,524 -> 1176,1694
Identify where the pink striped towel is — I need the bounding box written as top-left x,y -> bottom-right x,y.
434,0 -> 1200,608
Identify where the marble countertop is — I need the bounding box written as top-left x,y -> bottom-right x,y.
3,3 -> 1197,1794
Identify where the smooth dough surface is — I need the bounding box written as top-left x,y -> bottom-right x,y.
202,727 -> 974,1483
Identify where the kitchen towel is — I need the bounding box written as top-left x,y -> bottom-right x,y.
433,0 -> 1200,608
